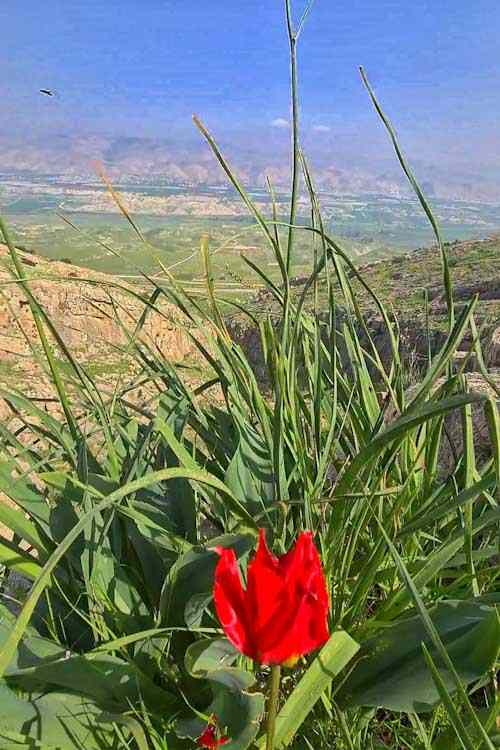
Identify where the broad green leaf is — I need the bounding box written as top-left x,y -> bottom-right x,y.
337,600 -> 500,713
185,637 -> 239,677
118,501 -> 192,553
154,405 -> 197,541
7,654 -> 175,713
0,467 -> 257,679
179,636 -> 264,750
0,681 -> 116,749
185,591 -> 213,628
207,669 -> 265,750
160,533 -> 254,626
0,606 -> 175,714
225,418 -> 275,515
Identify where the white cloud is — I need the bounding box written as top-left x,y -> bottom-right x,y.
270,117 -> 289,128
312,124 -> 331,133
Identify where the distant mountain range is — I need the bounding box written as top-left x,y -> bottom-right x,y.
1,132 -> 499,203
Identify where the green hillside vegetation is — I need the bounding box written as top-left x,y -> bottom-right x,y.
239,236 -> 500,359
6,211 -> 401,279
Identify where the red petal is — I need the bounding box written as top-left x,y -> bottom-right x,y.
213,530 -> 330,666
196,718 -> 229,748
214,546 -> 255,659
279,532 -> 329,659
197,725 -> 217,748
245,529 -> 295,661
257,531 -> 330,664
279,530 -> 314,575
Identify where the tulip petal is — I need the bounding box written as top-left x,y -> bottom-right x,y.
197,721 -> 229,748
279,531 -> 329,659
214,547 -> 255,659
257,531 -> 329,664
213,529 -> 330,666
246,530 -> 294,660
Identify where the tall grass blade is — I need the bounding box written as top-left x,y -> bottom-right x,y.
359,66 -> 455,332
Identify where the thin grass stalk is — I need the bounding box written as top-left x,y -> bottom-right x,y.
284,0 -> 300,274
200,233 -> 229,337
266,175 -> 288,289
192,115 -> 278,254
459,376 -> 479,596
359,66 -> 455,335
421,645 -> 475,750
273,220 -> 402,409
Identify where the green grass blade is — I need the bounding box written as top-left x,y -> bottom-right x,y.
422,644 -> 475,750
359,66 -> 454,331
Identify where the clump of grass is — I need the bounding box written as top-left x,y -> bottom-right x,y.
0,2 -> 498,749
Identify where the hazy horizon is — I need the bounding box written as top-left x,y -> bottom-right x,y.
2,1 -> 500,190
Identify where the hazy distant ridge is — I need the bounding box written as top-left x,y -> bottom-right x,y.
2,132 -> 500,202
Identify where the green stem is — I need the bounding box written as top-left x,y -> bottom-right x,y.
266,665 -> 282,750
285,0 -> 300,274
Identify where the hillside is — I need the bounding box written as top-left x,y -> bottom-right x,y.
0,244 -> 200,421
2,131 -> 500,201
1,235 -> 498,418
1,229 -> 499,750
230,235 -> 500,373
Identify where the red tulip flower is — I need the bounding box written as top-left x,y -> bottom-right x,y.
214,529 -> 329,666
196,717 -> 229,748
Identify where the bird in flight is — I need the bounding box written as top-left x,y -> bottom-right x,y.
39,89 -> 56,97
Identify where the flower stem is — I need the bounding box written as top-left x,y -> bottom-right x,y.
266,664 -> 282,750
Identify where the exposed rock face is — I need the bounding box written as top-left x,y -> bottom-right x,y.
230,236 -> 500,380
487,327 -> 500,368
0,246 -> 195,361
226,308 -> 500,384
0,244 -> 199,404
433,373 -> 500,476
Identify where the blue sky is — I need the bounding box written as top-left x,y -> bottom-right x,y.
2,1 -> 500,167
